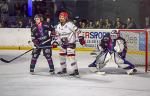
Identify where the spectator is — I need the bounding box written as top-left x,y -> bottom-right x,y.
16,19 -> 24,28
26,18 -> 33,28
99,18 -> 104,28
0,1 -> 9,23
81,21 -> 87,29
114,17 -> 122,27
94,20 -> 101,28
87,20 -> 94,29
115,21 -> 123,29
77,20 -> 82,28
126,17 -> 136,29
103,18 -> 113,29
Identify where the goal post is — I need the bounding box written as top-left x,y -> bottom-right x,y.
118,29 -> 149,72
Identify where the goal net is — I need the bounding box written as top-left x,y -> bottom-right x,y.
118,29 -> 150,72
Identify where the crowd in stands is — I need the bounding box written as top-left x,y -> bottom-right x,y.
73,17 -> 137,29
0,0 -> 137,29
0,15 -> 137,29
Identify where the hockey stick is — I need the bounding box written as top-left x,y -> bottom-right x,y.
0,46 -> 52,63
0,49 -> 33,63
0,40 -> 52,63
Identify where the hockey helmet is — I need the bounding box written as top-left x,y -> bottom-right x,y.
103,33 -> 110,41
59,11 -> 69,19
34,14 -> 43,21
110,30 -> 118,39
111,30 -> 118,35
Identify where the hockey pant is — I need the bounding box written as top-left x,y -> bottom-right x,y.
113,52 -> 135,69
95,50 -> 111,70
59,45 -> 78,72
30,48 -> 54,70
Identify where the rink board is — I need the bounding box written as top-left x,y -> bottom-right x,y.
0,28 -> 149,66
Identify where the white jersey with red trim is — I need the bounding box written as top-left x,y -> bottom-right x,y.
55,21 -> 82,44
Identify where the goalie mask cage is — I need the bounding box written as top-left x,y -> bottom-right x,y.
118,29 -> 149,72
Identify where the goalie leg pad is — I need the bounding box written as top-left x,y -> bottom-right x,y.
95,51 -> 111,70
113,52 -> 135,69
113,52 -> 124,64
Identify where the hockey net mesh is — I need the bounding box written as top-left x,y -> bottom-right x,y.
118,29 -> 150,72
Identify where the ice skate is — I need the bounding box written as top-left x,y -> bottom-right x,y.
126,68 -> 137,75
69,69 -> 80,78
49,69 -> 55,74
30,69 -> 35,75
96,71 -> 106,75
57,68 -> 67,75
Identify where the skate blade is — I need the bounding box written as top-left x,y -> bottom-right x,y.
96,71 -> 106,75
49,72 -> 55,75
89,67 -> 98,72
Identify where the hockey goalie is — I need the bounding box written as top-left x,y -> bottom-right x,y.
89,30 -> 137,75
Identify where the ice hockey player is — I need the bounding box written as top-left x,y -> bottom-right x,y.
110,30 -> 137,75
54,11 -> 85,76
88,33 -> 112,71
88,30 -> 137,75
30,14 -> 55,74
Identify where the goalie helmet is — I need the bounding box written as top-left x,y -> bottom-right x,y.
110,30 -> 118,39
103,33 -> 110,41
34,14 -> 44,21
111,30 -> 118,34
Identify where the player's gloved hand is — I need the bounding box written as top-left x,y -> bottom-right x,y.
78,36 -> 86,45
50,31 -> 56,37
52,41 -> 59,48
32,39 -> 40,47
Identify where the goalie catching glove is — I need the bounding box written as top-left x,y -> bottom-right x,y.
78,36 -> 86,45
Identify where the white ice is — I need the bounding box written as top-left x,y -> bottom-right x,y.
0,50 -> 150,96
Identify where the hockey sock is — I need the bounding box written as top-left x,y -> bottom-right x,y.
30,58 -> 37,70
60,55 -> 67,70
46,58 -> 54,70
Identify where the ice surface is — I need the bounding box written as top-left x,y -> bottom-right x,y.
0,50 -> 150,96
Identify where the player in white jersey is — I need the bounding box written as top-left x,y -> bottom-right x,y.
54,11 -> 85,76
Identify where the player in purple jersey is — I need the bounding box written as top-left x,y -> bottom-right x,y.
30,14 -> 55,74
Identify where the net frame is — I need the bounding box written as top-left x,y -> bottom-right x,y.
118,29 -> 149,72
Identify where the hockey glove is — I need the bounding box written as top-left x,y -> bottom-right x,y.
78,36 -> 86,45
32,39 -> 40,47
51,41 -> 59,48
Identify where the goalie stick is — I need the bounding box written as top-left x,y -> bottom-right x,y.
0,39 -> 52,63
